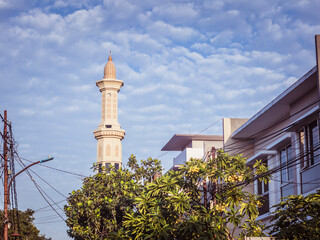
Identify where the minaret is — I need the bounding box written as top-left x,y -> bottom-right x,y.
93,52 -> 125,171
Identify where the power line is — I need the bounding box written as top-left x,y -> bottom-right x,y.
34,199 -> 67,212
222,98 -> 320,153
28,168 -> 67,199
156,118 -> 221,159
20,157 -> 88,178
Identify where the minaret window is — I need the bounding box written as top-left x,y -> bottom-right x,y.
115,145 -> 119,157
107,92 -> 111,119
98,145 -> 102,158
115,163 -> 119,170
106,144 -> 111,156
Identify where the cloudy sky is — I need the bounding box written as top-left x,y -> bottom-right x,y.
1,0 -> 320,238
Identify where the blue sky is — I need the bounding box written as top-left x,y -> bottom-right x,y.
1,0 -> 320,239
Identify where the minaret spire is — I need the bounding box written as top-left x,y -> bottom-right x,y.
93,52 -> 125,171
108,51 -> 112,61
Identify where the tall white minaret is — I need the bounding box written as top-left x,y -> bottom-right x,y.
93,52 -> 125,171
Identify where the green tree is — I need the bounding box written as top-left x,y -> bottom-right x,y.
65,151 -> 269,240
270,190 -> 320,240
64,168 -> 140,239
127,154 -> 163,183
123,151 -> 269,240
0,208 -> 51,240
64,156 -> 162,240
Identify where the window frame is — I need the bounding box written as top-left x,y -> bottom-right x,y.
279,144 -> 294,198
298,118 -> 320,194
298,118 -> 320,170
257,159 -> 269,215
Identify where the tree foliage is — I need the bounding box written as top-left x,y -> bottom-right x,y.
65,151 -> 269,240
123,151 -> 269,240
64,167 -> 140,239
270,190 -> 320,240
64,156 -> 162,240
0,208 -> 51,240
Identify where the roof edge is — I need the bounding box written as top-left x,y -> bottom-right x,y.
232,66 -> 317,138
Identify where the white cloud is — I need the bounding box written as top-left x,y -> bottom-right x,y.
210,30 -> 234,45
17,9 -> 64,31
148,21 -> 200,42
20,108 -> 35,116
0,0 -> 10,8
152,3 -> 198,23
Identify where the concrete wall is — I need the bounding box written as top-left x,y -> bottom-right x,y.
173,148 -> 205,166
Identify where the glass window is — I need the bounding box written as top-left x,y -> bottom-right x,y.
309,121 -> 320,165
299,129 -> 306,168
280,145 -> 293,183
98,163 -> 102,173
299,120 -> 320,168
280,145 -> 294,198
299,119 -> 320,194
257,159 -> 269,215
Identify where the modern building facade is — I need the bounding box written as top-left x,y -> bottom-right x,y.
223,64 -> 320,225
93,53 -> 125,171
162,134 -> 223,171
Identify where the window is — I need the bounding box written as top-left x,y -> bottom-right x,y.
115,163 -> 119,170
299,120 -> 320,168
115,145 -> 119,157
257,159 -> 269,215
106,144 -> 111,156
280,145 -> 294,197
98,163 -> 102,173
299,119 -> 320,193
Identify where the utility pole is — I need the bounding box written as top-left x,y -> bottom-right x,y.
3,110 -> 9,240
1,111 -> 53,240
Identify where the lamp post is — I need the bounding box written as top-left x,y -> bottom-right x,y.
3,157 -> 54,240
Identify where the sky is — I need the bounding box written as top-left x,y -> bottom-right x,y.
0,0 -> 320,239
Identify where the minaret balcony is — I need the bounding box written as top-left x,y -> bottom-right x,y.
93,128 -> 125,140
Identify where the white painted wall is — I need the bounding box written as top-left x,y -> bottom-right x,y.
173,148 -> 205,166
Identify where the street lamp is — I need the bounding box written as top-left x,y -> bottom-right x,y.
8,157 -> 54,191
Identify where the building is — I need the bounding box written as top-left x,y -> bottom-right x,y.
223,36 -> 320,225
93,52 -> 125,171
161,134 -> 223,171
161,36 -> 320,231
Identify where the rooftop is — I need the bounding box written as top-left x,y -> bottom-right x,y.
162,134 -> 223,151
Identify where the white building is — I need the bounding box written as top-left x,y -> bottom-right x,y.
162,134 -> 223,171
223,62 -> 320,224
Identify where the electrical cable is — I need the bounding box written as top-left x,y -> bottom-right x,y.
28,169 -> 67,199
222,98 -> 320,152
156,118 -> 221,160
20,157 -> 87,178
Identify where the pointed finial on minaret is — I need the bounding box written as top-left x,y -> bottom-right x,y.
108,51 -> 112,61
